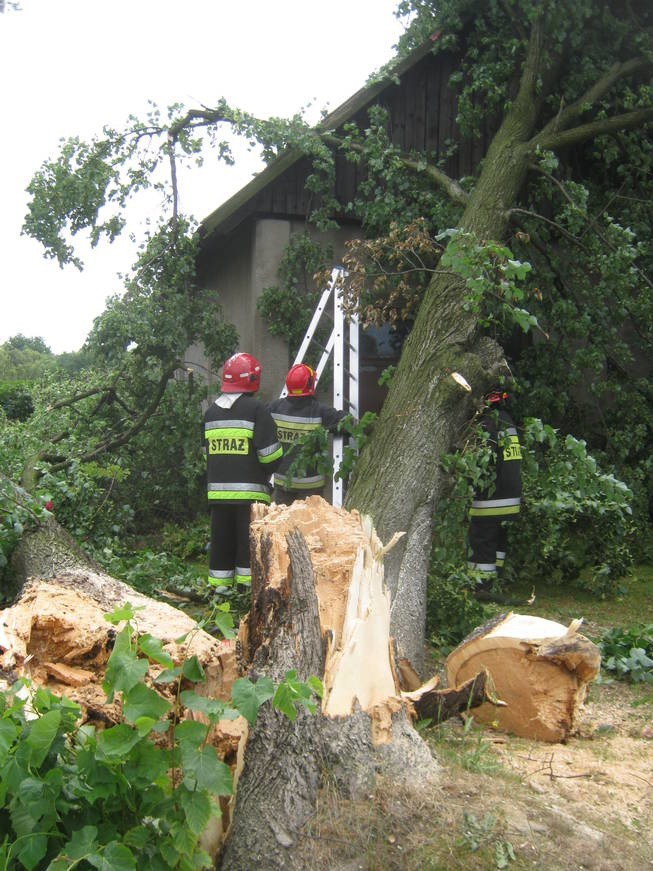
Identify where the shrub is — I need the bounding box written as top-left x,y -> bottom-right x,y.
0,603 -> 322,868
0,381 -> 33,422
599,624 -> 653,683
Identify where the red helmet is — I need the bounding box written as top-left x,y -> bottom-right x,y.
221,353 -> 262,393
486,389 -> 509,405
285,363 -> 316,397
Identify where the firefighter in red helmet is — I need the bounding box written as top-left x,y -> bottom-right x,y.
203,353 -> 283,589
267,363 -> 347,504
468,388 -> 522,596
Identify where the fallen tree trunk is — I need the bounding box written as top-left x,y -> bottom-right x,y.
445,612 -> 601,742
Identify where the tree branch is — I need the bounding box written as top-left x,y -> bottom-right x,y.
510,12 -> 545,130
322,132 -> 468,207
536,56 -> 652,144
534,107 -> 653,151
509,207 -> 590,253
531,57 -> 651,148
402,157 -> 469,206
48,365 -> 178,471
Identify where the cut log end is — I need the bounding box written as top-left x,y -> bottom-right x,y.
445,612 -> 601,742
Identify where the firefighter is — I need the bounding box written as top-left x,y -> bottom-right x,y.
203,352 -> 283,589
468,388 -> 522,593
267,363 -> 347,504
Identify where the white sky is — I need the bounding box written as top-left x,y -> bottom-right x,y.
0,0 -> 406,354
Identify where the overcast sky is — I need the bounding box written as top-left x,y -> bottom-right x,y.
0,0 -> 406,354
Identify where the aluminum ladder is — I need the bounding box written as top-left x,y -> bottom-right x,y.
280,266 -> 359,507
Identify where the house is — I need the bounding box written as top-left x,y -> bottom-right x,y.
193,35 -> 495,407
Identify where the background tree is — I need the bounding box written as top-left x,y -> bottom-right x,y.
17,0 -> 653,671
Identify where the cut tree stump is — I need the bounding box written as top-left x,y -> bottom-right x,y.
219,496 -> 500,870
445,612 -> 601,742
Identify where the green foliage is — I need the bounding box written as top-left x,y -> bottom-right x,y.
599,624 -> 653,683
437,230 -> 541,335
0,382 -> 33,422
0,480 -> 50,579
3,335 -> 51,355
0,215 -> 236,531
97,545 -> 198,597
516,419 -> 634,596
256,233 -> 333,359
458,811 -> 516,869
272,670 -> 324,722
336,412 -> 378,485
281,423 -> 332,488
0,221 -> 237,552
0,343 -> 55,383
426,565 -> 490,650
428,415 -> 634,646
279,413 -> 376,492
0,602 -> 323,868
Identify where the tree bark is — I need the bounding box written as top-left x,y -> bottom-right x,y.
344,18 -> 547,674
220,498 -> 447,870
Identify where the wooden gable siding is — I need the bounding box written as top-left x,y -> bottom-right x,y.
199,45 -> 496,251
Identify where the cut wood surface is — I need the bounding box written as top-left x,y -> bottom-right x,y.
0,570 -> 237,724
445,612 -> 601,742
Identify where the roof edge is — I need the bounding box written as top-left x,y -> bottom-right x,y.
198,37 -> 439,242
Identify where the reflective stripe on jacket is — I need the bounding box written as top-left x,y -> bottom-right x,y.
204,394 -> 282,503
470,408 -> 522,518
267,395 -> 346,491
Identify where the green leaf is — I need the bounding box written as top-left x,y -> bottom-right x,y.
0,718 -> 19,762
180,743 -> 233,795
273,683 -> 297,722
58,824 -> 99,860
104,602 -> 143,624
97,723 -> 141,758
182,656 -> 206,683
139,634 -> 175,667
175,719 -> 209,748
230,676 -> 274,725
179,784 -> 214,836
122,683 -> 171,726
103,626 -> 149,699
123,825 -> 150,851
154,665 -> 182,684
179,690 -> 228,721
16,832 -> 47,870
213,610 -> 236,639
307,676 -> 324,699
26,709 -> 61,767
88,841 -> 137,870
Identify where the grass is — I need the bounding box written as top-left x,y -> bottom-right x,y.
493,563 -> 653,641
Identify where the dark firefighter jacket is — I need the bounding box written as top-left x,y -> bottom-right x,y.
204,393 -> 283,504
469,406 -> 522,519
267,395 -> 346,491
